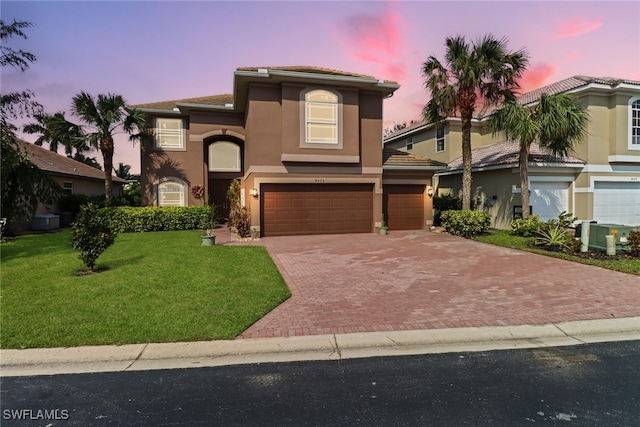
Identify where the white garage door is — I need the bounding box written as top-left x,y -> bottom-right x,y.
593,181 -> 640,226
530,181 -> 569,222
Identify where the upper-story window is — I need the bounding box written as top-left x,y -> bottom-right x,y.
436,126 -> 445,152
406,137 -> 413,151
305,90 -> 338,144
208,141 -> 241,172
63,182 -> 73,196
155,118 -> 184,149
631,98 -> 640,150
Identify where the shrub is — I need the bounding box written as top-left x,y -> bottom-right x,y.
535,223 -> 572,250
433,194 -> 462,226
227,179 -> 252,238
100,206 -> 211,233
71,203 -> 117,270
510,215 -> 543,237
627,231 -> 640,256
547,211 -> 577,229
440,209 -> 492,238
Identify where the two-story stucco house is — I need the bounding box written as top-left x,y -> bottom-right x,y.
384,76 -> 640,229
135,66 -> 446,236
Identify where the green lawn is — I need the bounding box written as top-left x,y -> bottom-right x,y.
0,230 -> 290,349
474,230 -> 640,276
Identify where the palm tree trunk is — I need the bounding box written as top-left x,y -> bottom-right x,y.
519,143 -> 531,219
101,136 -> 114,207
460,111 -> 473,210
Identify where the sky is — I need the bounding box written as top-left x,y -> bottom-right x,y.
3,0 -> 639,173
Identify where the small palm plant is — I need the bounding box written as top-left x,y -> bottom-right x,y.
535,223 -> 571,252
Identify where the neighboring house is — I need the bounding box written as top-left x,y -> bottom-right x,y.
384,76 -> 640,229
135,66 -> 447,236
17,139 -> 126,215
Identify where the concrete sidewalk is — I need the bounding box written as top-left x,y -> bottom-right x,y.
2,317 -> 639,377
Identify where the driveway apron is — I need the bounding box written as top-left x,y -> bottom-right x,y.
236,231 -> 640,339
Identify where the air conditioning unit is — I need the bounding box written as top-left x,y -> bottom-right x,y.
31,214 -> 60,231
588,224 -> 637,252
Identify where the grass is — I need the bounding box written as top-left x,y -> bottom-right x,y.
0,230 -> 291,349
474,230 -> 640,276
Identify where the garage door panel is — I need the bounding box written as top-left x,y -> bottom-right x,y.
261,184 -> 373,236
594,181 -> 640,226
530,182 -> 569,222
384,185 -> 425,230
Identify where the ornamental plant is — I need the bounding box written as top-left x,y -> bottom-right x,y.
71,203 -> 116,271
440,209 -> 491,238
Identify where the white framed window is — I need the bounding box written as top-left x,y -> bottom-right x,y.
157,179 -> 186,206
63,181 -> 73,196
436,126 -> 445,152
406,137 -> 413,151
155,118 -> 184,149
630,97 -> 640,150
305,90 -> 338,144
208,141 -> 241,172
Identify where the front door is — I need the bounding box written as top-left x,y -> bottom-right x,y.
209,178 -> 234,221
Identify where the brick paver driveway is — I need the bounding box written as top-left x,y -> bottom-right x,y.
235,230 -> 640,339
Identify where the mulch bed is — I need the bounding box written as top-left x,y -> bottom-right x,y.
526,241 -> 640,261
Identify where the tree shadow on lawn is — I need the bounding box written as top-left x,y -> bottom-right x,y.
71,255 -> 145,276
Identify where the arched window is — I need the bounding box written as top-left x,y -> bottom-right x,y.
208,141 -> 241,172
305,90 -> 338,144
157,179 -> 186,206
630,97 -> 640,150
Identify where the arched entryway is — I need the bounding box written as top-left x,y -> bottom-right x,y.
205,136 -> 244,220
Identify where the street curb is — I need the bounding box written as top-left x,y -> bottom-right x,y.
2,317 -> 639,377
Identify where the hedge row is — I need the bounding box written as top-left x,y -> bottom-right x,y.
99,206 -> 212,233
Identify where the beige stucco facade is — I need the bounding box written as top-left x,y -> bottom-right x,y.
384,76 -> 640,229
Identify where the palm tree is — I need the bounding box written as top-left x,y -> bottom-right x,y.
23,111 -> 85,156
486,93 -> 589,218
114,162 -> 132,180
71,92 -> 147,206
422,35 -> 529,210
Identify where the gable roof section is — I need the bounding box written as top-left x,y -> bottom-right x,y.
445,141 -> 584,173
16,139 -> 125,183
236,65 -> 397,83
383,147 -> 447,170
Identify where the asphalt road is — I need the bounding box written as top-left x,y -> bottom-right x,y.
2,340 -> 639,426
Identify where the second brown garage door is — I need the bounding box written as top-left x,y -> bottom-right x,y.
261,184 -> 373,236
384,185 -> 425,230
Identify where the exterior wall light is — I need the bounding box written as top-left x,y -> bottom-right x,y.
250,188 -> 259,198
427,187 -> 434,197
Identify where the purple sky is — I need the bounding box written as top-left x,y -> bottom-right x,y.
4,0 -> 639,173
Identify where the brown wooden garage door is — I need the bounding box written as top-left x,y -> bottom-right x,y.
384,185 -> 425,230
261,184 -> 373,236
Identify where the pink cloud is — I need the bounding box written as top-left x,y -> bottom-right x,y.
519,64 -> 557,93
335,4 -> 407,83
553,17 -> 603,39
564,51 -> 581,62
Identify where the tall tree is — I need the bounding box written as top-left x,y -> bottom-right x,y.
422,35 -> 529,210
114,162 -> 132,180
486,93 -> 589,218
1,19 -> 61,229
70,92 -> 148,206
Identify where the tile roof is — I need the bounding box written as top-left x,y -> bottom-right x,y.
16,139 -> 126,183
237,65 -> 381,80
385,75 -> 640,140
133,94 -> 234,111
383,147 -> 447,168
446,141 -> 585,172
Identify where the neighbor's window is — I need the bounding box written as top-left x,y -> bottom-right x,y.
305,90 -> 338,144
63,182 -> 73,195
631,98 -> 640,149
208,141 -> 241,172
436,126 -> 445,152
406,137 -> 413,151
158,180 -> 185,206
155,118 -> 184,149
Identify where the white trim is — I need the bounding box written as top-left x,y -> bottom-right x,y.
576,175 -> 640,192
253,176 -> 383,194
629,96 -> 640,150
608,155 -> 640,163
